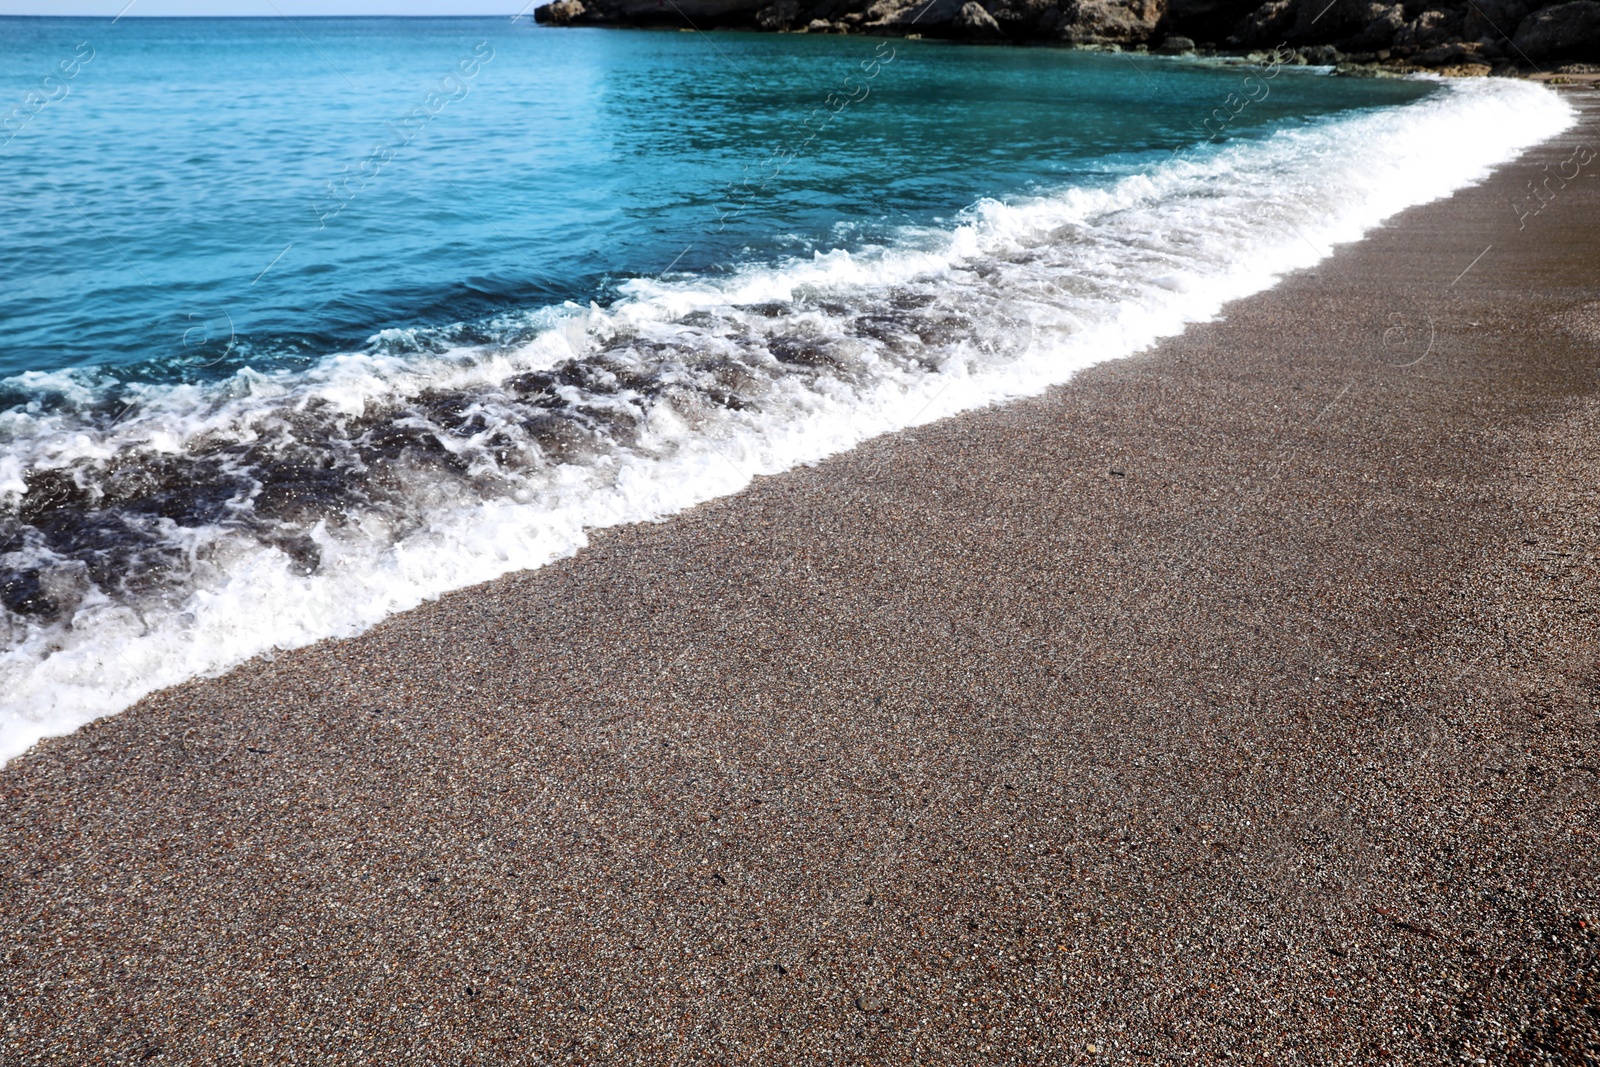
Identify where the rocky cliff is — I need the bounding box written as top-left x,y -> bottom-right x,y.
534,0 -> 1600,73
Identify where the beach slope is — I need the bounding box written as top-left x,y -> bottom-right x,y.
2,92 -> 1598,1065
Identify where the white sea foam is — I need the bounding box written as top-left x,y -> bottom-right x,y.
0,77 -> 1575,764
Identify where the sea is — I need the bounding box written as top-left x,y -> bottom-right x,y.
0,15 -> 1576,761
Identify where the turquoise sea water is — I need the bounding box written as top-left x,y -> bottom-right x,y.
1,16 -> 1575,760
2,17 -> 1431,381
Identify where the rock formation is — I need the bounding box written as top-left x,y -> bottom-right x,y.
534,0 -> 1600,72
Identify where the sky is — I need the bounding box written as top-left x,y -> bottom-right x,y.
0,1 -> 513,13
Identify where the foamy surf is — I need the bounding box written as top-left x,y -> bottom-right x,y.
0,77 -> 1574,764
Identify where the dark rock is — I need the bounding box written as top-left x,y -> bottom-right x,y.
865,0 -> 965,27
1061,0 -> 1167,43
1161,0 -> 1266,43
536,0 -> 586,21
954,0 -> 1008,34
986,0 -> 1059,33
1232,0 -> 1367,43
532,0 -> 1595,70
1294,0 -> 1371,35
535,0 -> 766,25
1462,0 -> 1527,39
1412,38 -> 1480,62
1343,2 -> 1406,50
1512,0 -> 1600,58
757,0 -> 801,26
1393,8 -> 1456,48
1230,0 -> 1294,44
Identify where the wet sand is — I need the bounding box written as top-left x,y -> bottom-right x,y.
3,90 -> 1598,1065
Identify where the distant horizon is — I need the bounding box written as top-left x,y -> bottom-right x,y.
0,3 -> 517,14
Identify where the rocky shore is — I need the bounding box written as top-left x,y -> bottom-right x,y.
534,0 -> 1600,77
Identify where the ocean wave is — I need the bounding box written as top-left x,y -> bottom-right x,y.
0,77 -> 1574,763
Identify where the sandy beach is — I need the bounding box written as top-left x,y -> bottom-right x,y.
3,88 -> 1598,1065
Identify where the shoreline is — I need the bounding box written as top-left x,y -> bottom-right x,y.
3,89 -> 1598,1063
532,4 -> 1600,82
0,69 -> 1547,768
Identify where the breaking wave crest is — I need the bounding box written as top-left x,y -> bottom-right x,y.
0,77 -> 1574,762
